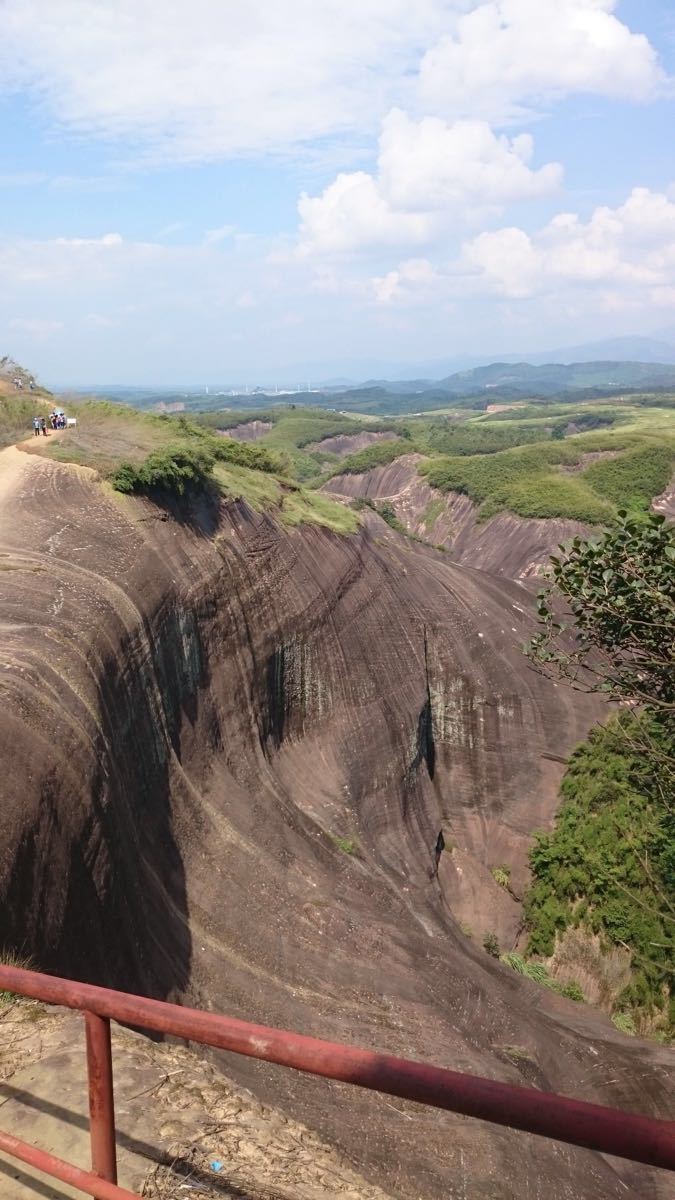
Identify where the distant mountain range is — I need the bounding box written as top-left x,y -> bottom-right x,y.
433,359 -> 675,396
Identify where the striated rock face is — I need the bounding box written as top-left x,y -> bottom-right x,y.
219,419 -> 273,441
0,448 -> 671,1200
324,454 -> 591,582
306,430 -> 397,457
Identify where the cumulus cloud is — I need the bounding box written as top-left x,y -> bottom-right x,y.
372,258 -> 438,303
462,186 -> 675,300
0,0 -> 456,161
419,0 -> 665,122
298,109 -> 561,255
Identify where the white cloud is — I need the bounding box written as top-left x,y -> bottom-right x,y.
298,109 -> 561,255
373,258 -> 438,303
53,233 -> 123,248
377,109 -> 561,211
419,1 -> 665,122
7,317 -> 64,338
0,0 -> 458,162
462,185 -> 675,299
298,171 -> 437,257
204,225 -> 237,245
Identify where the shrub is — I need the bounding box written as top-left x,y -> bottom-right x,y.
377,501 -> 406,532
211,436 -> 280,474
560,980 -> 585,1002
111,443 -> 215,496
492,866 -> 511,889
612,1012 -> 637,1036
483,931 -> 501,957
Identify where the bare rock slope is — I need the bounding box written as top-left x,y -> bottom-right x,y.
323,454 -> 590,581
0,445 -> 671,1200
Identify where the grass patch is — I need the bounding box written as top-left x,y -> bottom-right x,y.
500,952 -> 585,1001
421,497 -> 445,531
214,463 -> 282,510
0,950 -> 34,1004
280,489 -> 359,534
492,866 -> 511,889
328,833 -> 360,856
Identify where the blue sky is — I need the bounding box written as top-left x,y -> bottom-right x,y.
0,1 -> 674,384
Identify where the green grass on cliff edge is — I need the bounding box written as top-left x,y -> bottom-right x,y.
35,400 -> 358,534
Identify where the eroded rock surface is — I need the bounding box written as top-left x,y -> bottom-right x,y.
0,445 -> 671,1200
220,420 -> 274,442
323,455 -> 590,582
306,431 -> 397,457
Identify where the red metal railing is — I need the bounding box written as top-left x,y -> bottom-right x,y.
0,964 -> 673,1198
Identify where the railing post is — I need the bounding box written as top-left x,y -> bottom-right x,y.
84,1010 -> 118,1185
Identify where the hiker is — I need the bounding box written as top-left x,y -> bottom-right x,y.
49,412 -> 57,430
40,416 -> 47,437
32,416 -> 40,438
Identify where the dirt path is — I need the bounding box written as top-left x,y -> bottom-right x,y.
0,999 -> 394,1200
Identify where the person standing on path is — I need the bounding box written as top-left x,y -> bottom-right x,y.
39,416 -> 47,436
32,417 -> 40,437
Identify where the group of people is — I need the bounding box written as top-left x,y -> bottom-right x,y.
32,411 -> 68,437
31,412 -> 67,436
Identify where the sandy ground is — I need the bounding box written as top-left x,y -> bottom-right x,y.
0,998 -> 393,1200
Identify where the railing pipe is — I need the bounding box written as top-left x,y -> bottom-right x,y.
84,1011 -> 118,1184
0,964 -> 673,1173
0,1130 -> 137,1200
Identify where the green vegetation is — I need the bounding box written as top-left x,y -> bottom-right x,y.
612,1012 -> 637,1037
582,445 -> 673,510
20,392 -> 675,534
529,511 -> 674,715
193,398 -> 673,526
328,833 -> 360,856
417,421 -> 547,456
483,931 -> 501,957
421,497 -> 444,531
420,441 -> 616,522
329,438 -> 413,476
491,866 -> 511,889
499,952 -> 585,1001
0,394 -> 52,448
525,516 -> 674,1036
279,487 -> 359,534
523,716 -> 673,1033
111,444 -> 217,496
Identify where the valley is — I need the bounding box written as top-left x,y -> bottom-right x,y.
0,380 -> 672,1197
